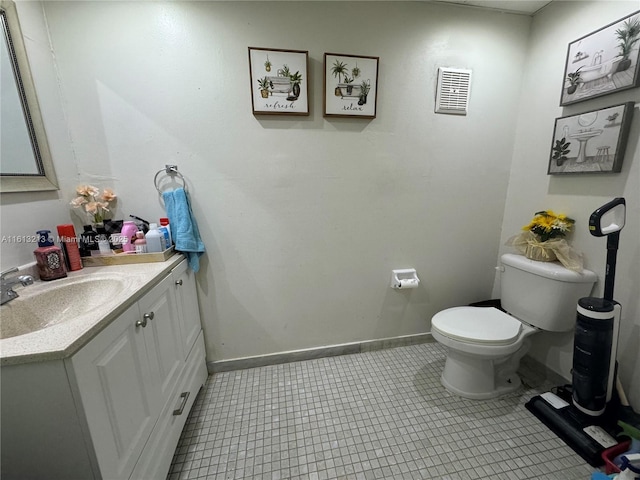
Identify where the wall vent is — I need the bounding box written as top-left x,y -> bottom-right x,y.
435,67 -> 472,115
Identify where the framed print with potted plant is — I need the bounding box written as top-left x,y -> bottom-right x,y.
248,47 -> 309,116
560,10 -> 640,106
548,102 -> 634,175
324,53 -> 379,118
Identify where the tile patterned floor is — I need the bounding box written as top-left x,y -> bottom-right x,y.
167,342 -> 596,479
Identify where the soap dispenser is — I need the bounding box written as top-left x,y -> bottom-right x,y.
34,230 -> 67,281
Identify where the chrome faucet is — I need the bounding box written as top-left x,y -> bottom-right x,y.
1,268 -> 35,305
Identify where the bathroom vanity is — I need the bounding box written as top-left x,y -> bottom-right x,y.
0,255 -> 207,479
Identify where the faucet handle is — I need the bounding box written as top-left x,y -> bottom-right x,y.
1,267 -> 19,280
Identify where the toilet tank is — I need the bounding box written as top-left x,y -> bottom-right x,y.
500,253 -> 597,332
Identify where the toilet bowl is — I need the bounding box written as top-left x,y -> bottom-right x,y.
432,306 -> 538,399
431,254 -> 597,400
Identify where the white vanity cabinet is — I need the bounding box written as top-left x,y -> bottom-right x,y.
0,257 -> 207,480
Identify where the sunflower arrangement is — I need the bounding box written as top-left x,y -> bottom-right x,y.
523,210 -> 575,242
507,209 -> 583,272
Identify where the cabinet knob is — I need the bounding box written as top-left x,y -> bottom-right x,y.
143,312 -> 154,321
175,279 -> 183,286
135,318 -> 147,328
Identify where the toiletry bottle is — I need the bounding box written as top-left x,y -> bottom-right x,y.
96,226 -> 111,255
56,224 -> 83,271
80,225 -> 98,256
159,217 -> 172,246
618,454 -> 640,480
145,223 -> 164,253
157,225 -> 170,250
134,231 -> 147,253
104,220 -> 123,250
120,221 -> 138,253
34,230 -> 67,281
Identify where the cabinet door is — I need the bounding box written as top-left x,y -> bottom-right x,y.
69,303 -> 157,480
138,273 -> 184,402
172,259 -> 202,357
130,333 -> 207,480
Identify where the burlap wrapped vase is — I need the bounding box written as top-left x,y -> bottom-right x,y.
524,242 -> 557,262
506,231 -> 584,272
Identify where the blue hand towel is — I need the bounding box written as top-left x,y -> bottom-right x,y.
162,187 -> 205,272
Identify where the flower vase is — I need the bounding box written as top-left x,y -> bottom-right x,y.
92,222 -> 105,241
525,242 -> 557,262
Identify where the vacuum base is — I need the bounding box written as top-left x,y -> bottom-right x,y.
525,394 -> 618,467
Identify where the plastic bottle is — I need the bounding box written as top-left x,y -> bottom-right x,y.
134,231 -> 147,253
96,226 -> 111,255
80,225 -> 98,256
120,221 -> 139,253
159,217 -> 172,246
56,224 -> 83,271
33,230 -> 67,281
104,220 -> 123,250
618,453 -> 640,480
145,223 -> 164,253
157,226 -> 170,250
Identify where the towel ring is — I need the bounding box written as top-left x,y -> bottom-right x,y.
154,165 -> 187,194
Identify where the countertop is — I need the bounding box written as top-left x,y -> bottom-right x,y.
0,253 -> 184,366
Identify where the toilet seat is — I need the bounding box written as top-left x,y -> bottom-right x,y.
432,306 -> 522,346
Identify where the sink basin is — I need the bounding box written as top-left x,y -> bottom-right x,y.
0,274 -> 127,339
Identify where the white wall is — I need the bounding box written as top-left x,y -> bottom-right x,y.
2,2 -> 530,360
498,1 -> 640,408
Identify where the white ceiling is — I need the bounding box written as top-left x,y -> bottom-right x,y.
433,0 -> 553,15
248,0 -> 553,14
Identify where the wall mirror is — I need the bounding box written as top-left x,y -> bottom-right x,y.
0,0 -> 58,193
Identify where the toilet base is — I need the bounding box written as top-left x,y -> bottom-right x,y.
440,348 -> 524,400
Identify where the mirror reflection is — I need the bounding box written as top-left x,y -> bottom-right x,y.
0,0 -> 58,192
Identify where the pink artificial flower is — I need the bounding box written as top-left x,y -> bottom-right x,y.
76,185 -> 100,197
71,184 -> 115,223
100,188 -> 117,202
70,196 -> 88,207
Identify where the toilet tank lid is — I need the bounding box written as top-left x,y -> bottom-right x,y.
501,253 -> 597,283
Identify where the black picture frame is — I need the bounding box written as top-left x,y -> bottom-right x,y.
548,102 -> 634,174
560,10 -> 640,106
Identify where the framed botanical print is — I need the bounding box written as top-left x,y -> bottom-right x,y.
248,47 -> 309,116
548,102 -> 634,174
560,10 -> 640,106
324,53 -> 379,118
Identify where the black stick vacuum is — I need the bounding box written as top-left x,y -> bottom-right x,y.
573,198 -> 626,416
526,198 -> 626,467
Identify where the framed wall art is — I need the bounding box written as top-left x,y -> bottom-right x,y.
248,47 -> 309,116
324,53 -> 379,118
548,102 -> 634,175
560,10 -> 640,106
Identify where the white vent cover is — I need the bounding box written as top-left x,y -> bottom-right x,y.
435,67 -> 472,115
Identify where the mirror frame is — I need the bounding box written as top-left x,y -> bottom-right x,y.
0,0 -> 58,193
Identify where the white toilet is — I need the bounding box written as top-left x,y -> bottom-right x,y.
431,253 -> 597,400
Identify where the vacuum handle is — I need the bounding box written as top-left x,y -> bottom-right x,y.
589,197 -> 625,237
